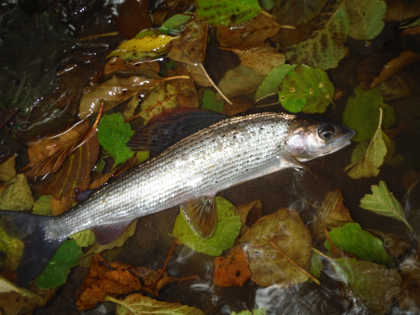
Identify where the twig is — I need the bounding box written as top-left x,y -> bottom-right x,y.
198,63 -> 232,105
311,247 -> 332,260
160,75 -> 190,82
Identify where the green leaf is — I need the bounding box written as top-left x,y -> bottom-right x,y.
107,293 -> 205,315
32,195 -> 52,215
255,64 -> 296,101
231,309 -> 266,315
196,0 -> 261,26
35,240 -> 82,289
278,65 -> 334,113
360,181 -> 413,231
0,223 -> 24,271
159,14 -> 192,35
136,151 -> 150,164
310,253 -> 323,278
0,174 -> 34,211
345,0 -> 386,40
172,197 -> 242,256
97,113 -> 135,165
345,108 -> 387,178
201,89 -> 224,113
70,230 -> 96,248
332,257 -> 401,314
342,86 -> 382,142
325,223 -> 392,265
286,4 -> 349,69
260,0 -> 274,10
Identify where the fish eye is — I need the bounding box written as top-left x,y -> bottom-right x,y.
318,124 -> 336,141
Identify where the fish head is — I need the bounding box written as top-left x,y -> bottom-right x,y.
284,120 -> 355,162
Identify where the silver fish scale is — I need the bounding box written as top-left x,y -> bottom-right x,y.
54,112 -> 295,238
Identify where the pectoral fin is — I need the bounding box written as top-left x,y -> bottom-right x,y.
180,197 -> 217,238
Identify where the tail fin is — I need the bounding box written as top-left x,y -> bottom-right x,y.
0,211 -> 63,286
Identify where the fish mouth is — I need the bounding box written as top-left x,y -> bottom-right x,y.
326,127 -> 355,155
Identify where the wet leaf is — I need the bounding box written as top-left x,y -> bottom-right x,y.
172,196 -> 242,256
325,223 -> 392,265
240,209 -> 312,287
77,255 -> 142,310
0,276 -> 39,298
108,31 -> 175,61
104,57 -> 160,77
398,246 -> 420,311
196,0 -> 261,26
201,89 -> 224,113
237,200 -> 263,227
79,76 -> 156,119
32,195 -> 52,215
310,253 -> 323,278
231,309 -> 266,315
231,47 -> 285,75
107,293 -> 205,315
159,14 -> 192,35
0,288 -> 50,315
35,240 -> 82,289
346,108 -> 387,178
71,230 -> 96,248
0,156 -> 16,182
286,4 -> 349,69
98,113 -> 134,165
136,151 -> 150,164
0,223 -> 24,271
255,64 -> 296,101
213,245 -> 251,287
0,174 -> 33,211
272,0 -> 327,25
312,190 -> 353,241
278,65 -> 334,113
360,180 -> 413,231
333,257 -> 401,314
345,0 -> 386,40
219,65 -> 265,98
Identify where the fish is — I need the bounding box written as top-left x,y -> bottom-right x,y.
0,111 -> 354,285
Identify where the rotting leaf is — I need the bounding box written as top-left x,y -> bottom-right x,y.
332,257 -> 401,314
98,113 -> 134,165
278,65 -> 334,113
172,196 -> 242,256
77,255 -> 142,311
201,89 -> 224,113
272,0 -> 327,25
0,285 -> 50,315
345,108 -> 387,179
325,223 -> 392,265
360,180 -> 413,231
231,47 -> 285,75
213,245 -> 251,287
196,0 -> 261,26
237,200 -> 263,227
240,209 -> 312,287
398,246 -> 420,311
0,156 -> 16,182
0,276 -> 40,298
104,57 -> 160,77
219,65 -> 265,98
35,240 -> 82,289
107,293 -> 205,315
0,174 -> 33,211
255,64 -> 296,101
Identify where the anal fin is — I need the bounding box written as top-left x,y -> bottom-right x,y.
180,197 -> 217,238
93,220 -> 133,244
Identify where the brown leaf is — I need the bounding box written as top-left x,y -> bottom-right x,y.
104,57 -> 160,76
230,47 -> 285,75
168,63 -> 200,108
240,209 -> 312,287
76,255 -> 142,311
217,13 -> 280,49
399,244 -> 420,311
184,63 -> 212,87
312,190 -> 353,242
219,65 -> 265,98
0,156 -> 16,182
168,20 -> 208,64
213,245 -> 251,287
51,195 -> 74,216
371,51 -> 420,88
366,229 -> 411,259
237,200 -> 263,226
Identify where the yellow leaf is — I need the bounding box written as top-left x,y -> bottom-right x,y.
0,174 -> 34,211
0,156 -> 16,182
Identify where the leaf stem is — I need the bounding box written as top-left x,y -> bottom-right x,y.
198,63 -> 232,105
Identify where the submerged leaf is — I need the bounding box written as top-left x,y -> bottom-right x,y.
278,65 -> 334,113
0,156 -> 16,182
159,14 -> 192,35
325,223 -> 392,265
272,0 -> 327,25
0,223 -> 24,271
360,181 -> 412,231
201,89 -> 224,113
232,47 -> 285,75
98,113 -> 134,165
219,65 -> 265,98
32,195 -> 52,216
213,246 -> 251,287
231,309 -> 266,315
255,64 -> 296,101
35,240 -> 82,289
71,230 -> 96,248
196,0 -> 261,26
0,174 -> 33,211
172,196 -> 242,256
108,293 -> 205,315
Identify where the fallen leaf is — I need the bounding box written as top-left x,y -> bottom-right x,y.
255,64 -> 296,101
217,13 -> 280,49
104,57 -> 160,76
219,65 -> 265,98
35,240 -> 82,289
196,0 -> 261,26
71,230 -> 96,248
325,223 -> 392,265
32,195 -> 53,215
278,65 -> 334,113
332,257 -> 401,315
201,89 -> 224,113
345,108 -> 387,178
398,247 -> 420,311
107,293 -> 205,315
231,309 -> 266,315
173,196 -> 242,256
0,222 -> 24,271
231,47 -> 285,75
0,174 -> 33,211
159,13 -> 192,35
213,245 -> 251,287
184,63 -> 212,87
310,252 -> 323,278
77,255 -> 142,310
50,195 -> 74,216
0,287 -> 51,315
271,0 -> 327,25
360,180 -> 413,231
0,156 -> 16,182
367,229 -> 411,258
240,209 -> 312,287
371,51 -> 420,88
237,200 -> 263,227
108,31 -> 175,62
